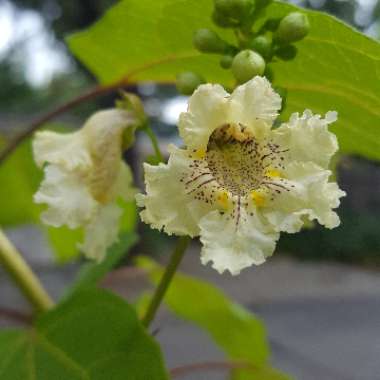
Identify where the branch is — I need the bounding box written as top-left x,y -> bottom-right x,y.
0,307 -> 32,324
0,82 -> 121,164
170,360 -> 255,378
0,53 -> 195,164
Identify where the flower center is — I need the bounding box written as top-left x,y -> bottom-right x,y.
183,123 -> 290,213
206,125 -> 264,197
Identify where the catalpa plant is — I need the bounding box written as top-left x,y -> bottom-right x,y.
0,0 -> 378,379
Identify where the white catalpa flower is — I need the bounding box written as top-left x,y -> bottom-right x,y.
33,109 -> 136,261
137,77 -> 345,275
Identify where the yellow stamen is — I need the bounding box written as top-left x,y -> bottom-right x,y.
227,124 -> 245,142
216,190 -> 230,210
265,168 -> 282,178
251,189 -> 267,207
192,148 -> 206,160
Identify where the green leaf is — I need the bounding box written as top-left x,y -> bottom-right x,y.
66,232 -> 138,297
68,0 -> 380,161
138,257 -> 291,379
67,0 -> 232,85
45,226 -> 84,263
0,288 -> 168,380
0,138 -> 42,225
118,199 -> 138,233
259,2 -> 380,161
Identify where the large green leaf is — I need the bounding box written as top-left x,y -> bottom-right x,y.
138,257 -> 291,379
68,0 -> 380,161
0,288 -> 168,380
260,3 -> 380,161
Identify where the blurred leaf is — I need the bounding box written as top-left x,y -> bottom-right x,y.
138,257 -> 291,378
45,226 -> 84,263
118,199 -> 138,233
66,232 -> 138,297
0,288 -> 168,380
68,0 -> 380,161
0,138 -> 41,225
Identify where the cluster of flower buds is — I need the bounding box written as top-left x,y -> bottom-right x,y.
176,0 -> 310,93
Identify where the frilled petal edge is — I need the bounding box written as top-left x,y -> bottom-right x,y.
199,209 -> 279,275
33,129 -> 91,171
79,203 -> 122,261
34,165 -> 97,229
273,110 -> 338,169
137,146 -> 213,237
178,84 -> 229,150
262,161 -> 346,233
228,76 -> 281,136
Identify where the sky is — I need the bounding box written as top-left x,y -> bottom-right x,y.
0,0 -> 71,87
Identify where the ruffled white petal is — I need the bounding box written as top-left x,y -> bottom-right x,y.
263,161 -> 345,233
34,165 -> 97,229
199,209 -> 279,275
83,109 -> 133,203
178,84 -> 229,150
228,76 -> 281,137
33,108 -> 137,263
82,109 -> 133,138
33,130 -> 91,171
273,110 -> 338,169
136,146 -> 212,237
79,203 -> 122,261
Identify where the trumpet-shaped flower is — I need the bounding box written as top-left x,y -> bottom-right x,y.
137,77 -> 345,275
33,109 -> 136,261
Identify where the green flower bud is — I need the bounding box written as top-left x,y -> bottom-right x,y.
262,18 -> 281,32
116,92 -> 147,149
176,72 -> 205,95
117,92 -> 146,123
249,35 -> 272,58
275,45 -> 297,61
212,10 -> 239,28
276,12 -> 310,44
231,49 -> 266,84
220,54 -> 234,69
214,0 -> 255,21
193,28 -> 229,54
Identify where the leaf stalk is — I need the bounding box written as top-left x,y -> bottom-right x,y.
0,229 -> 54,313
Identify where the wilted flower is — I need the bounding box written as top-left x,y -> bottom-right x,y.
33,109 -> 136,261
137,77 -> 345,275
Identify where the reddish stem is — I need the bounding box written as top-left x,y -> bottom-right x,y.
0,52 -> 196,164
0,307 -> 32,324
